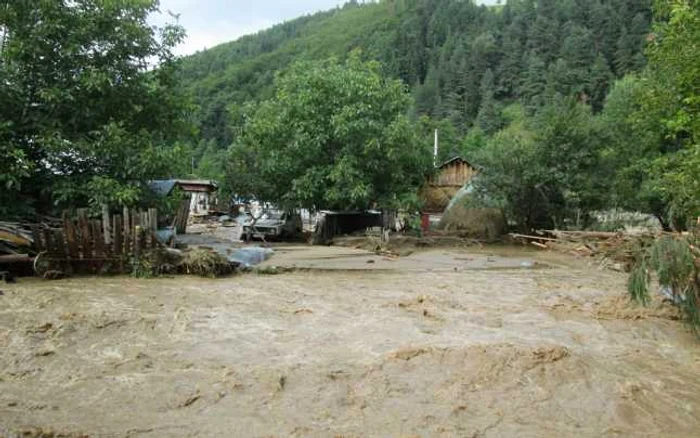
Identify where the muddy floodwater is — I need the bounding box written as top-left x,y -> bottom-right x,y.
1,247 -> 700,437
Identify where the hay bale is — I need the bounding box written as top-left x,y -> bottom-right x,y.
439,205 -> 506,240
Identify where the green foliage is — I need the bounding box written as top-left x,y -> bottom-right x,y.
628,259 -> 651,306
651,237 -> 696,295
472,98 -> 605,230
599,1 -> 700,230
232,55 -> 431,211
0,0 -> 189,217
179,0 -> 652,148
628,233 -> 700,336
643,0 -> 700,226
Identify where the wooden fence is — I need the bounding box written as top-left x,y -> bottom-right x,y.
32,206 -> 161,267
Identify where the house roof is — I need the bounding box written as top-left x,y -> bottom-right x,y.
439,156 -> 474,169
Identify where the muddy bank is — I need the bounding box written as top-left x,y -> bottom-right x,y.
1,251 -> 699,437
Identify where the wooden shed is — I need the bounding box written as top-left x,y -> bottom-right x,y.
419,156 -> 476,213
149,179 -> 218,216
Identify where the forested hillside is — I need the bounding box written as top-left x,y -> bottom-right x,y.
180,0 -> 652,148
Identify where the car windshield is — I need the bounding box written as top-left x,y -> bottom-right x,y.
263,211 -> 283,220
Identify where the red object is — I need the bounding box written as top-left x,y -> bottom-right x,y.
421,213 -> 430,232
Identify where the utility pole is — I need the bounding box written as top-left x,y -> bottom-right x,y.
433,128 -> 439,167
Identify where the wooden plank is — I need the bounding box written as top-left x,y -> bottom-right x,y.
148,208 -> 158,250
102,204 -> 111,246
123,207 -> 131,255
42,228 -> 54,255
62,210 -> 79,258
31,226 -> 44,252
173,197 -> 190,234
77,208 -> 92,258
133,225 -> 142,257
113,215 -> 123,256
132,210 -> 140,233
148,208 -> 158,232
53,229 -> 67,256
92,220 -> 106,256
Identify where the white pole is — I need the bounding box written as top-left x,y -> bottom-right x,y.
434,128 -> 439,167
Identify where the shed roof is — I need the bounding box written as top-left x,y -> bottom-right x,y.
148,179 -> 218,197
439,156 -> 474,169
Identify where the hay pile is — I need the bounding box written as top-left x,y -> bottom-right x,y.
133,248 -> 236,278
179,249 -> 235,277
419,186 -> 460,213
439,206 -> 507,240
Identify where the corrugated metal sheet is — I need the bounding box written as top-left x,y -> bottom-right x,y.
148,180 -> 178,197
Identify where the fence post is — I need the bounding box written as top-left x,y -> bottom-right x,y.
102,204 -> 111,246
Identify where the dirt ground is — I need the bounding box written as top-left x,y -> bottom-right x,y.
1,246 -> 700,437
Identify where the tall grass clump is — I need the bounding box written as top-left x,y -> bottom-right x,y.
629,232 -> 700,336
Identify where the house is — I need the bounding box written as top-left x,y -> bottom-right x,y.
419,156 -> 477,214
148,179 -> 219,216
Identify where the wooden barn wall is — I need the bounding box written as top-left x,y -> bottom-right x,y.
429,161 -> 475,187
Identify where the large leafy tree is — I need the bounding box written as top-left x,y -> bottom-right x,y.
643,0 -> 700,226
0,0 -> 188,216
602,0 -> 700,229
472,99 -> 606,230
230,55 -> 432,211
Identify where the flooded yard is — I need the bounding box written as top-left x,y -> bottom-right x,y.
1,248 -> 699,437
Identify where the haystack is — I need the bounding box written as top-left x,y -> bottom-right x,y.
419,185 -> 461,213
439,186 -> 506,241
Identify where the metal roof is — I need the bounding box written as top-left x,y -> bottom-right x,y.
148,179 -> 218,197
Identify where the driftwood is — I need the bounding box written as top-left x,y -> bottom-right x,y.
541,230 -> 623,240
509,233 -> 560,242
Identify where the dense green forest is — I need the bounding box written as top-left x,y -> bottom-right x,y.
2,0 -> 698,233
180,0 -> 651,149
180,0 -> 700,230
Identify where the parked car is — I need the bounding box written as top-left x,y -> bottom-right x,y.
242,210 -> 302,240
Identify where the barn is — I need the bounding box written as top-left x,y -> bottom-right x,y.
419,156 -> 476,214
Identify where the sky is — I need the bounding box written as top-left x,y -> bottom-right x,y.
154,0 -> 499,56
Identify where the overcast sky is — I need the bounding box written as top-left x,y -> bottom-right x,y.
154,0 -> 498,56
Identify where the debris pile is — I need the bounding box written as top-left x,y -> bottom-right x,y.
0,222 -> 34,255
510,230 -> 658,271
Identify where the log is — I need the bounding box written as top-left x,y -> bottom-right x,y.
531,241 -> 549,249
509,233 -> 560,242
0,254 -> 33,263
543,230 -> 622,240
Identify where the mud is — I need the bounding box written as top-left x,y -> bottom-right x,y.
1,248 -> 699,437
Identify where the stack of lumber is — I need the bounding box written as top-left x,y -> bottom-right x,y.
0,222 -> 34,254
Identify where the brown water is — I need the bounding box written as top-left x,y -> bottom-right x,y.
1,248 -> 699,437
